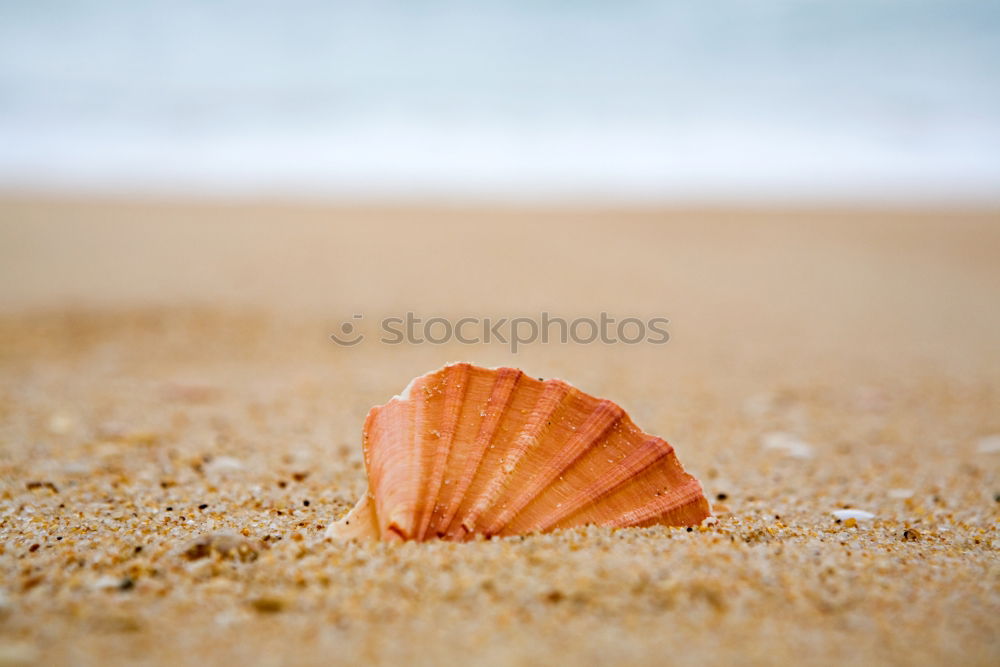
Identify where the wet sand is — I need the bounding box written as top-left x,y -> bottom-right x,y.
0,196 -> 998,665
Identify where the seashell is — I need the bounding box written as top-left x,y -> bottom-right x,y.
328,363 -> 710,541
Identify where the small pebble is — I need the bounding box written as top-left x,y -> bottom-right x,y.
93,575 -> 123,590
976,434 -> 1000,454
204,456 -> 245,474
47,413 -> 75,435
182,533 -> 258,562
761,431 -> 814,459
25,481 -> 58,494
249,597 -> 286,613
831,509 -> 875,521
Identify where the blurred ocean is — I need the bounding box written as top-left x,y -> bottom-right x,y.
1,1 -> 999,203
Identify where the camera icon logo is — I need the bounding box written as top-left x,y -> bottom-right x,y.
330,314 -> 365,346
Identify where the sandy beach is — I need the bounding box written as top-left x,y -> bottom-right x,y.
0,196 -> 998,666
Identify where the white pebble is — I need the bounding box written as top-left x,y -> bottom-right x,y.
975,434 -> 1000,454
47,413 -> 75,435
832,509 -> 875,521
205,456 -> 244,474
92,575 -> 123,590
761,431 -> 814,459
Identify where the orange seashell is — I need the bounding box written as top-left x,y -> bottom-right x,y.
328,363 -> 710,541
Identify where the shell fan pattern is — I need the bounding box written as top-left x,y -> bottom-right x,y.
329,363 -> 710,541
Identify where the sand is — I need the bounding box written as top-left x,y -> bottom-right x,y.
0,196 -> 998,666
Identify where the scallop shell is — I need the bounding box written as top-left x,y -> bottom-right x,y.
329,363 -> 710,541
